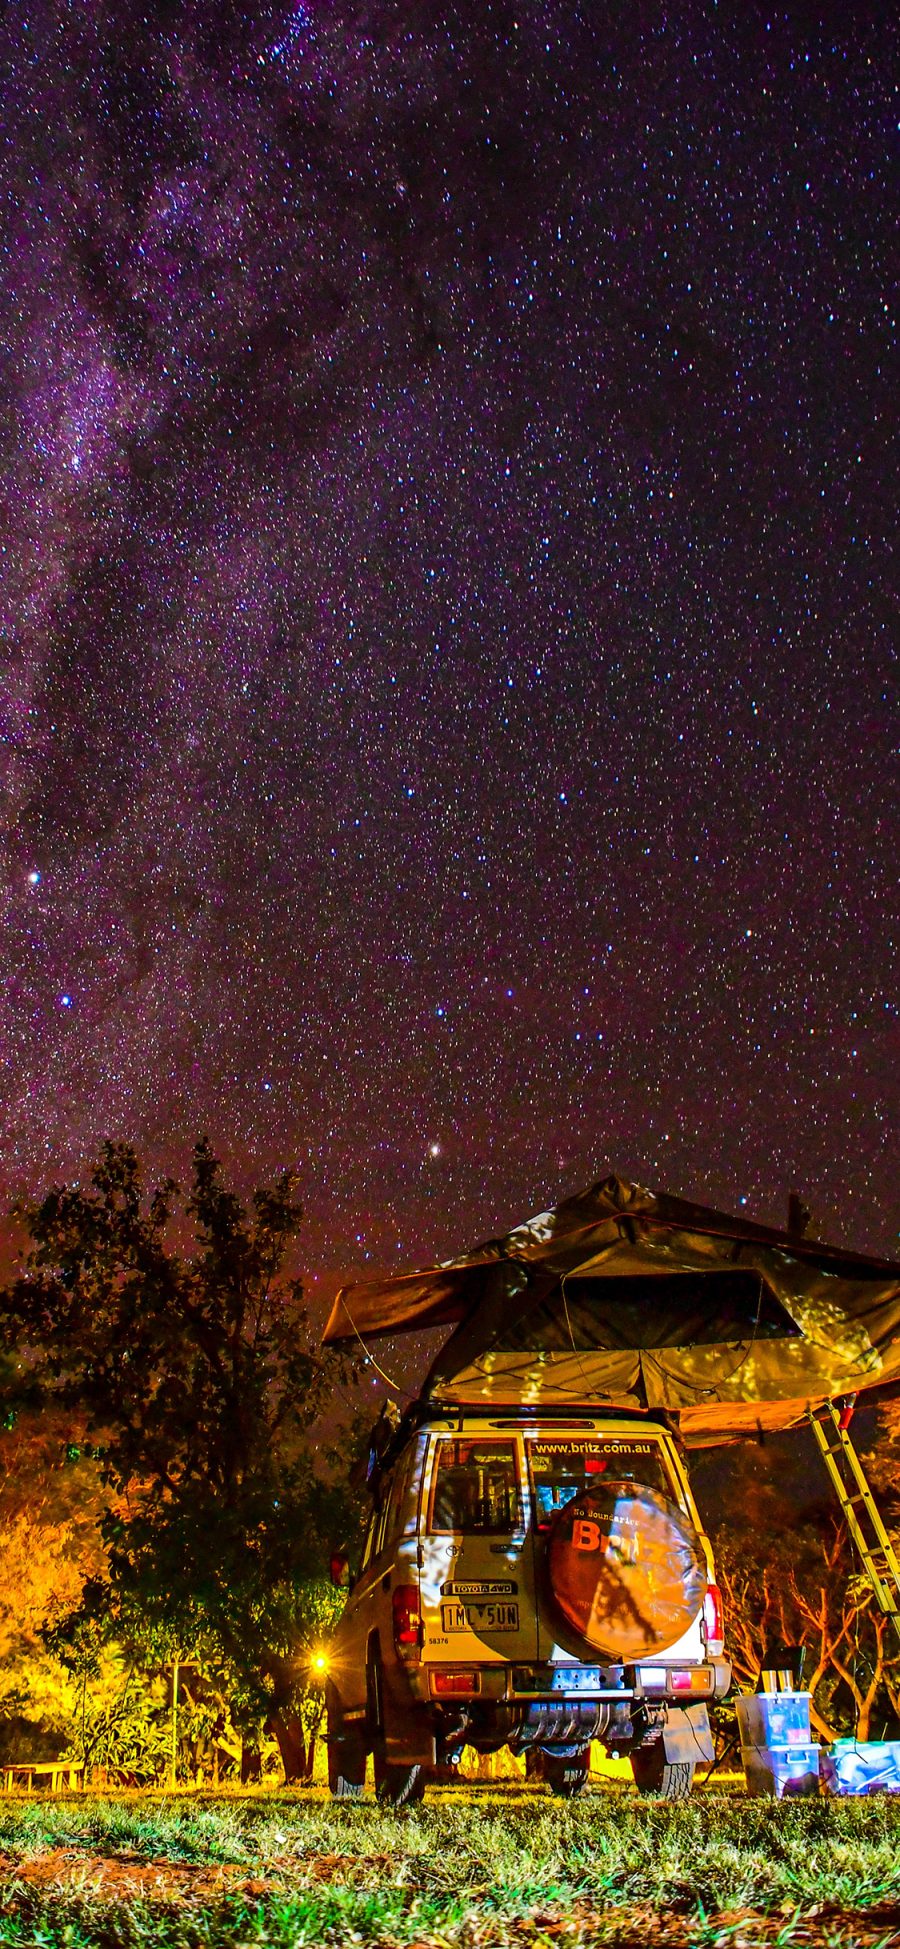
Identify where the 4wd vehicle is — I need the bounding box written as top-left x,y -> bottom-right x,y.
326,1402 -> 729,1803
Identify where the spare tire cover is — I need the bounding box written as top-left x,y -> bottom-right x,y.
546,1480 -> 707,1659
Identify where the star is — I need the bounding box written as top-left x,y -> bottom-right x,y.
0,1 -> 892,1297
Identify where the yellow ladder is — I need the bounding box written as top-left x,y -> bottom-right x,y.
808,1400 -> 900,1645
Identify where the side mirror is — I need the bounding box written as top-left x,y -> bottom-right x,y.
329,1550 -> 350,1589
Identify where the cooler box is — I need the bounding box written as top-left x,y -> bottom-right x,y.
821,1741 -> 900,1796
735,1692 -> 811,1746
741,1742 -> 820,1798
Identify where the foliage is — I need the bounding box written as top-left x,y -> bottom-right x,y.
864,1401 -> 900,1521
0,1142 -> 365,1775
0,1414 -> 111,1762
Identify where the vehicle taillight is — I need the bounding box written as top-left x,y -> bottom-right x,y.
703,1583 -> 725,1656
431,1669 -> 481,1695
392,1584 -> 422,1657
671,1669 -> 710,1693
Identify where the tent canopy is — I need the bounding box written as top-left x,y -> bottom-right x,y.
322,1177 -> 900,1445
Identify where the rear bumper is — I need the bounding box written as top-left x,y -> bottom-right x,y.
412,1655 -> 730,1708
384,1658 -> 730,1764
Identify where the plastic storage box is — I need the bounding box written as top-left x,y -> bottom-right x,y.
742,1742 -> 820,1798
735,1692 -> 811,1747
820,1741 -> 900,1795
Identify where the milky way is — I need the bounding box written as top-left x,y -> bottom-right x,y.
1,3 -> 896,1299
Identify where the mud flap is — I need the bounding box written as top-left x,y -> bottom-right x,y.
384,1719 -> 437,1766
378,1651 -> 437,1766
662,1704 -> 713,1764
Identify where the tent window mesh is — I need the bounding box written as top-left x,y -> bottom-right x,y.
499,1270 -> 800,1352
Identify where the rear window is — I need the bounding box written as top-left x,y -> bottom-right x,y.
429,1438 -> 520,1534
526,1437 -> 675,1529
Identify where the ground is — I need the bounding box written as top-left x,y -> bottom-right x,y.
0,1784 -> 898,1947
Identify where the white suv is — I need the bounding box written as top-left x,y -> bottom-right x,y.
326,1402 -> 729,1803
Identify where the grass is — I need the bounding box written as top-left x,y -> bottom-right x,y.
0,1786 -> 898,1946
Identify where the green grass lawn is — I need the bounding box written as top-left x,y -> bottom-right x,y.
0,1786 -> 898,1947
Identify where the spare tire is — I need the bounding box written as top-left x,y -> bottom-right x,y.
546,1480 -> 707,1660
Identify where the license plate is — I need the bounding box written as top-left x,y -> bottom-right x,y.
551,1667 -> 602,1691
440,1601 -> 520,1633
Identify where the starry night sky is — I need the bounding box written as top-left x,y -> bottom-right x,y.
1,3 -> 896,1330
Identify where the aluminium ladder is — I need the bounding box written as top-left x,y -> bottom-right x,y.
808,1398 -> 900,1647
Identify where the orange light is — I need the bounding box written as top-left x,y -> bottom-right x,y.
431,1670 -> 480,1696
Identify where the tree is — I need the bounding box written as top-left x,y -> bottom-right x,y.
0,1412 -> 109,1763
709,1441 -> 900,1741
714,1515 -> 900,1740
1,1140 -> 364,1779
864,1399 -> 900,1520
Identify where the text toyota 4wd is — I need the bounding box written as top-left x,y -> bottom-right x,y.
325,1405 -> 729,1803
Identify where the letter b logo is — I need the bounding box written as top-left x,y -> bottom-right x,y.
572,1518 -> 601,1552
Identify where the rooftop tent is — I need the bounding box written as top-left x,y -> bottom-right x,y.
321,1176 -> 900,1446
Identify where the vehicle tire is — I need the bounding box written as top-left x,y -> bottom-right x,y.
326,1685 -> 367,1800
374,1757 -> 426,1806
541,1748 -> 590,1797
630,1743 -> 695,1799
366,1645 -> 426,1809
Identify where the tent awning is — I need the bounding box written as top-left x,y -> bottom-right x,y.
322,1177 -> 900,1444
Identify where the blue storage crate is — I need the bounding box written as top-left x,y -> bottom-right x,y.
735,1692 -> 811,1747
821,1741 -> 900,1795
